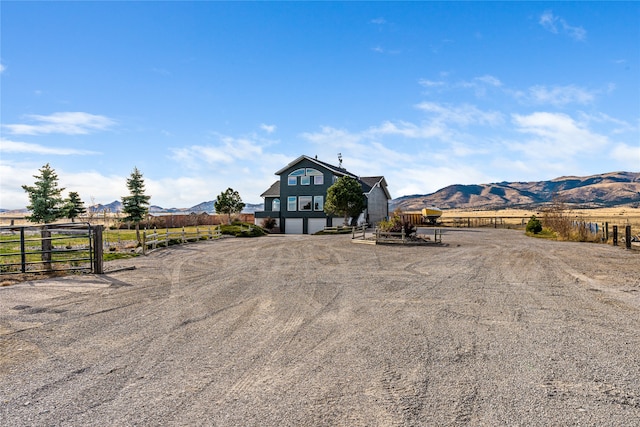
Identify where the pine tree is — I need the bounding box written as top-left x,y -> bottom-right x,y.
22,163 -> 66,224
65,191 -> 86,222
121,167 -> 151,243
214,188 -> 245,224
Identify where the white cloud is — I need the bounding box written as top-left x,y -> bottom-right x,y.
0,63 -> 5,73
169,127 -> 280,170
0,138 -> 100,155
510,112 -> 609,158
610,143 -> 640,169
371,46 -> 400,55
418,79 -> 446,88
539,11 -> 586,41
475,75 -> 502,87
260,123 -> 277,134
3,112 -> 115,135
370,18 -> 386,25
528,85 -> 595,106
301,126 -> 364,149
367,120 -> 444,139
415,102 -> 504,127
419,74 -> 502,96
578,112 -> 635,134
539,11 -> 559,33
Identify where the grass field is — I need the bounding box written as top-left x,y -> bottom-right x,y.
439,207 -> 640,229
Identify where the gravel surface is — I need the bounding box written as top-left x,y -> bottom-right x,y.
1,228 -> 639,426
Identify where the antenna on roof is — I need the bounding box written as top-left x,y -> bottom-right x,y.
338,153 -> 343,168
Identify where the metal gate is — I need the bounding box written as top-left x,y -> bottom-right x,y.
0,223 -> 103,275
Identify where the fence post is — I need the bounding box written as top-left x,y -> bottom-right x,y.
93,225 -> 104,274
142,230 -> 147,255
20,227 -> 26,273
41,226 -> 52,271
626,225 -> 632,250
605,222 -> 609,242
613,225 -> 618,246
182,226 -> 186,243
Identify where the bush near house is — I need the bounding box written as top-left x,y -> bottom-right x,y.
377,208 -> 415,235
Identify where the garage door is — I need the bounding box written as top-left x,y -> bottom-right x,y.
307,218 -> 326,235
285,218 -> 303,234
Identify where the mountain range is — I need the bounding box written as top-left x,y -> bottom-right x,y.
84,201 -> 264,215
2,171 -> 638,214
391,171 -> 640,211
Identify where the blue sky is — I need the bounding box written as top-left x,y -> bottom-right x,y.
1,1 -> 638,210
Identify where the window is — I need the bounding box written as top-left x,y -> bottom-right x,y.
288,168 -> 323,186
314,196 -> 324,211
287,196 -> 297,211
298,196 -> 312,211
272,199 -> 280,212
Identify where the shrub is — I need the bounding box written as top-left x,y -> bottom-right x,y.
526,215 -> 543,234
377,208 -> 415,235
220,222 -> 266,237
261,217 -> 277,230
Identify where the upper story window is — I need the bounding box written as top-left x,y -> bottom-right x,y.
287,168 -> 324,186
272,199 -> 280,212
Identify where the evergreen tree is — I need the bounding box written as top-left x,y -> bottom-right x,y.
324,176 -> 366,226
65,191 -> 86,222
121,167 -> 151,243
214,188 -> 245,224
22,163 -> 65,224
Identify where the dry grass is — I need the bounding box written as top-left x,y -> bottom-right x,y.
441,207 -> 640,229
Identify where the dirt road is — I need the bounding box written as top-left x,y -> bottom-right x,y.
1,229 -> 639,426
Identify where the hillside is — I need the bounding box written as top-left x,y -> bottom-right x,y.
392,171 -> 640,211
88,200 -> 264,214
4,172 -> 637,215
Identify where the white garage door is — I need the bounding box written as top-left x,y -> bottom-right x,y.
307,218 -> 326,235
285,218 -> 303,234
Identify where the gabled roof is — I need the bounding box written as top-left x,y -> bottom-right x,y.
274,155 -> 358,179
360,176 -> 392,199
259,155 -> 391,201
260,180 -> 280,198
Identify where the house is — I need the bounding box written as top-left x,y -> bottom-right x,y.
254,155 -> 391,234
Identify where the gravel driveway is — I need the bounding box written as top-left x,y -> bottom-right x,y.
1,228 -> 639,426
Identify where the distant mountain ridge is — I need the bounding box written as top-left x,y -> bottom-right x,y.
392,171 -> 640,211
87,200 -> 264,214
3,172 -> 638,214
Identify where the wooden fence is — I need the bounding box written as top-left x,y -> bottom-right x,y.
142,226 -> 222,254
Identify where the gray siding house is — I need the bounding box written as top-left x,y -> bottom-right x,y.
254,155 -> 391,234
